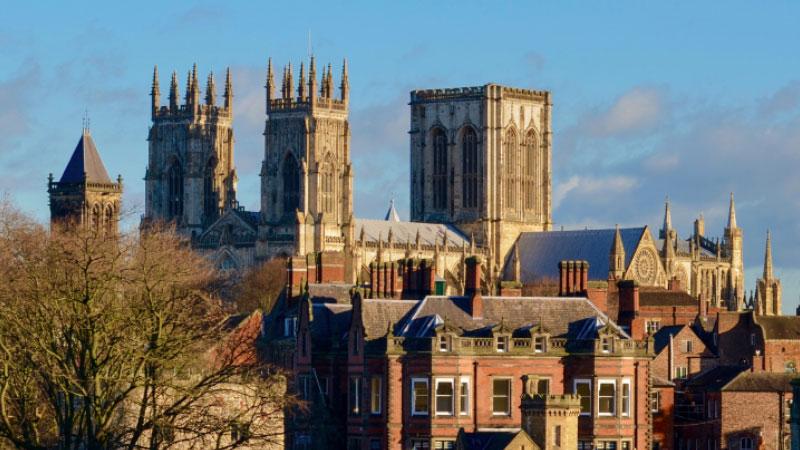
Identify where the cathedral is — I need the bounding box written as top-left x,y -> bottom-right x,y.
48,56 -> 782,315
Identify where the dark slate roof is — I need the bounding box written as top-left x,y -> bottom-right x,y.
685,366 -> 744,391
396,296 -> 626,340
234,209 -> 260,228
309,283 -> 354,304
362,299 -> 418,341
754,316 -> 800,340
640,288 -> 698,307
458,430 -> 529,450
722,371 -> 795,392
652,325 -> 687,353
353,218 -> 468,247
510,227 -> 647,282
59,130 -> 112,184
309,304 -> 352,351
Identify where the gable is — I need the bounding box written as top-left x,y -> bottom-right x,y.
197,209 -> 258,248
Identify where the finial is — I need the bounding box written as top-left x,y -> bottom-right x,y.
286,61 -> 293,100
151,65 -> 161,117
169,70 -> 179,110
298,61 -> 306,100
224,67 -> 233,110
727,192 -> 737,230
763,229 -> 773,280
81,108 -> 90,133
340,58 -> 349,101
205,72 -> 216,106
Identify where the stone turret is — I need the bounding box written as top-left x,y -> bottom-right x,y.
521,394 -> 581,450
609,224 -> 626,280
724,193 -> 745,310
756,230 -> 782,316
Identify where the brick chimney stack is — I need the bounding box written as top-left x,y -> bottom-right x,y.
558,260 -> 590,296
618,280 -> 640,313
465,256 -> 483,318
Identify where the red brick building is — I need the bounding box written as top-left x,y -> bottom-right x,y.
264,257 -> 654,450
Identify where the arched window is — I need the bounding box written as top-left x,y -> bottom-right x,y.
523,130 -> 539,212
461,127 -> 479,209
104,205 -> 114,234
320,153 -> 336,214
203,158 -> 218,223
167,160 -> 183,220
504,129 -> 519,210
91,203 -> 101,232
432,128 -> 448,210
740,437 -> 753,450
282,154 -> 300,214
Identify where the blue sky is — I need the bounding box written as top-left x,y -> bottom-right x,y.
2,1 -> 800,311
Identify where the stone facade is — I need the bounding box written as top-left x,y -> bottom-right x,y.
144,65 -> 236,238
409,85 -> 553,270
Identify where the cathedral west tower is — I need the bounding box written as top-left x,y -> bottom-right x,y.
257,57 -> 354,258
144,65 -> 237,238
409,85 -> 552,269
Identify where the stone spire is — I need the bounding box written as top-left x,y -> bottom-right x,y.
763,230 -> 773,280
727,192 -> 737,230
298,61 -> 306,100
309,56 -> 317,102
326,63 -> 334,98
609,224 -> 626,279
184,69 -> 192,105
223,67 -> 233,110
286,62 -> 293,100
205,72 -> 216,106
151,66 -> 160,118
661,196 -> 672,238
265,58 -> 274,105
169,70 -> 179,111
340,58 -> 349,102
190,64 -> 200,106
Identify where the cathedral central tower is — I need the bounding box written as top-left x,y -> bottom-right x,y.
409,85 -> 552,269
257,57 -> 354,258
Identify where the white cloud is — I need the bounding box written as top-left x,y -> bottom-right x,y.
553,175 -> 638,209
583,87 -> 667,137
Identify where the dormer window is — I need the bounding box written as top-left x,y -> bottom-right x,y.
534,336 -> 546,353
496,336 -> 509,353
284,317 -> 297,338
601,337 -> 612,353
438,335 -> 450,352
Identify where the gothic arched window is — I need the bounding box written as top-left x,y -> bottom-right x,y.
432,128 -> 448,211
320,153 -> 336,215
167,160 -> 183,220
523,130 -> 539,212
203,158 -> 218,223
504,129 -> 519,210
91,203 -> 101,232
461,127 -> 479,209
104,205 -> 114,234
282,154 -> 301,214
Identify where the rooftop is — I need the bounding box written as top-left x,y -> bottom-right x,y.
58,130 -> 114,184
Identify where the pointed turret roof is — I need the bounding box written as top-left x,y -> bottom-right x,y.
59,129 -> 112,184
661,197 -> 672,237
384,199 -> 400,222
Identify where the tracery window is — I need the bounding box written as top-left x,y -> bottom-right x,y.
167,160 -> 184,220
504,129 -> 519,210
91,203 -> 102,232
320,153 -> 336,214
461,127 -> 478,209
282,154 -> 300,214
104,205 -> 114,234
203,158 -> 218,223
523,130 -> 539,212
432,128 -> 448,210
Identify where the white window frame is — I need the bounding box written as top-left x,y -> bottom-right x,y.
646,320 -> 660,335
684,339 -> 693,353
534,336 -> 545,353
459,377 -> 470,416
574,378 -> 592,416
284,317 -> 297,337
621,379 -> 631,417
676,366 -> 688,379
491,377 -> 512,416
438,335 -> 449,352
434,439 -> 455,450
597,379 -> 616,416
349,376 -> 360,415
651,390 -> 661,413
434,378 -> 455,416
496,336 -> 508,353
411,378 -> 429,416
370,376 -> 382,415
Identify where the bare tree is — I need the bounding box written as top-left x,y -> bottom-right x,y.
231,258 -> 286,315
0,205 -> 291,450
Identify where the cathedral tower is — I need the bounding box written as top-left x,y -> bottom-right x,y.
257,57 -> 354,258
48,127 -> 122,233
409,84 -> 552,267
144,65 -> 237,238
